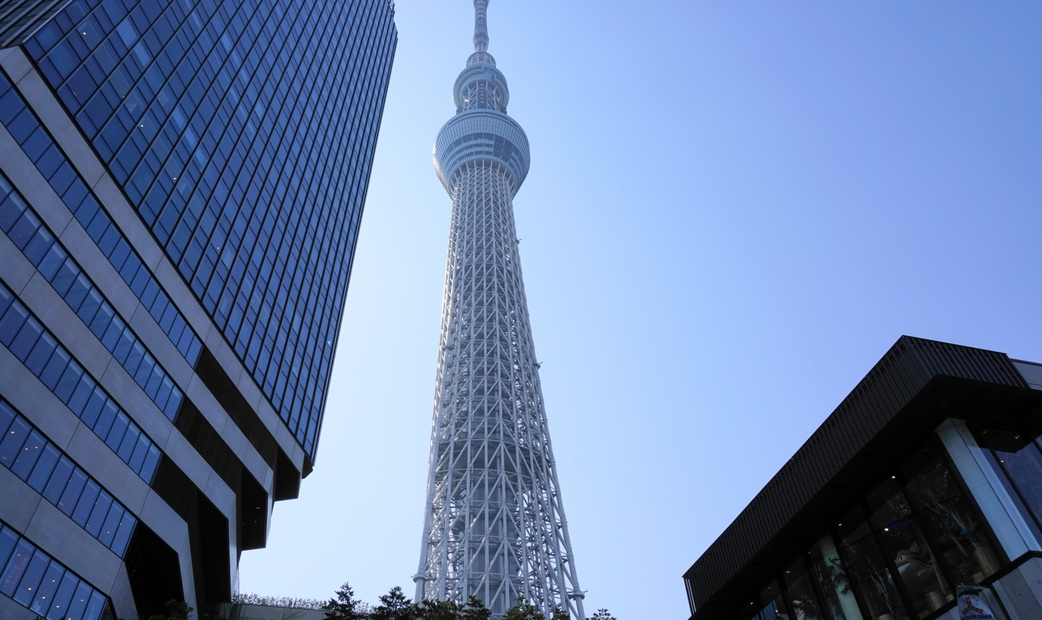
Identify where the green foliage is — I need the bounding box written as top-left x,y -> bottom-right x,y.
460,596 -> 492,620
502,598 -> 544,620
324,583 -> 364,620
590,610 -> 617,620
416,594 -> 491,620
146,600 -> 193,620
233,594 -> 326,610
418,598 -> 461,620
370,586 -> 418,620
549,607 -> 570,620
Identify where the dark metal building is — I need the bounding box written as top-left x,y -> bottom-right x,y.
0,0 -> 396,618
684,336 -> 1042,620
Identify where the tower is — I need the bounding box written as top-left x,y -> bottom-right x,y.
414,2 -> 585,618
0,1 -> 395,618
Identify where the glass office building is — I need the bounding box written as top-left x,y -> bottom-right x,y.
0,0 -> 396,619
683,337 -> 1042,620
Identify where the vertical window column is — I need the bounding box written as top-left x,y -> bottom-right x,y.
935,418 -> 1042,560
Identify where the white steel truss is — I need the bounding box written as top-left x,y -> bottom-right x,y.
415,3 -> 585,619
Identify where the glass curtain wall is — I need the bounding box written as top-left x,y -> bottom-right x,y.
742,438 -> 1002,620
970,423 -> 1042,540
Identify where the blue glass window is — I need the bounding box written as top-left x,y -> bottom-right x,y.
0,173 -> 184,420
0,400 -> 136,556
0,280 -> 161,483
22,0 -> 398,460
0,75 -> 202,370
0,520 -> 112,620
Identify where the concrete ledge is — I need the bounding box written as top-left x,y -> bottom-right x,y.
0,234 -> 35,295
14,63 -> 105,189
0,345 -> 79,449
20,271 -> 111,379
0,466 -> 42,532
58,220 -> 142,321
24,499 -> 121,593
0,121 -> 73,236
0,592 -> 38,620
0,47 -> 33,84
129,302 -> 195,388
65,423 -> 149,516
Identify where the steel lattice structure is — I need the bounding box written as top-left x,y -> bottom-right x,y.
413,2 -> 585,619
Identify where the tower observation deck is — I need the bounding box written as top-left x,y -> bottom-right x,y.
414,2 -> 586,618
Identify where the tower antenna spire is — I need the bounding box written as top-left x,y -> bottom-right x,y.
420,3 -> 586,618
473,0 -> 489,52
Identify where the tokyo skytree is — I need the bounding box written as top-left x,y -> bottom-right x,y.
413,2 -> 586,618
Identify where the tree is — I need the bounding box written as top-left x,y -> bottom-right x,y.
324,583 -> 364,620
371,586 -> 419,620
590,610 -> 617,620
146,600 -> 193,620
502,598 -> 544,620
418,598 -> 461,620
460,596 -> 492,620
550,607 -> 570,620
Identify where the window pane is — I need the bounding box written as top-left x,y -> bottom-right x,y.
141,444 -> 160,481
30,561 -> 65,614
28,444 -> 61,492
71,479 -> 101,526
58,467 -> 88,516
24,331 -> 58,374
866,479 -> 951,617
97,504 -> 122,548
10,316 -> 45,360
11,429 -> 47,479
66,580 -> 92,620
0,539 -> 35,596
104,411 -> 129,451
42,456 -> 74,503
85,492 -> 113,537
835,506 -> 908,620
901,440 -> 1002,586
0,527 -> 18,570
82,590 -> 107,620
0,401 -> 14,435
110,511 -> 134,556
47,572 -> 79,620
13,550 -> 49,604
91,399 -> 117,437
0,416 -> 31,468
0,303 -> 29,346
783,556 -> 827,620
755,581 -> 790,620
973,426 -> 1042,532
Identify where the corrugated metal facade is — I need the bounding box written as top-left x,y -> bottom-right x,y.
684,336 -> 1030,616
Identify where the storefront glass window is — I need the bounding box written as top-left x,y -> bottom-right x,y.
808,534 -> 862,620
755,581 -> 790,620
835,506 -> 909,620
971,425 -> 1042,532
748,435 -> 1007,620
901,441 -> 1002,587
866,479 -> 950,617
783,556 -> 826,620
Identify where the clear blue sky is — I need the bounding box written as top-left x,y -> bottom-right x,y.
239,2 -> 1042,618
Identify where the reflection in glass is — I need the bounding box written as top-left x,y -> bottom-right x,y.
972,426 -> 1042,530
867,479 -> 950,617
809,533 -> 861,620
901,440 -> 1001,588
755,581 -> 790,620
835,507 -> 908,620
783,556 -> 825,620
